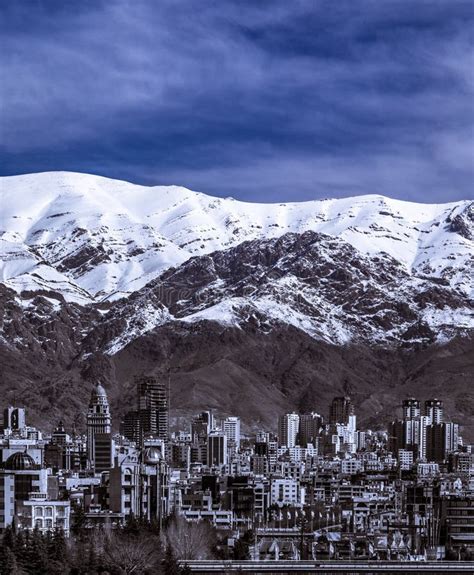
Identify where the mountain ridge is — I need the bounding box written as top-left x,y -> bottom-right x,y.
1,171 -> 472,303
1,172 -> 473,438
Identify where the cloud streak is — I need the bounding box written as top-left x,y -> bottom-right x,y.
0,0 -> 473,202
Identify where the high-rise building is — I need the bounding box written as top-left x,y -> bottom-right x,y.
94,433 -> 114,473
427,422 -> 459,462
278,413 -> 300,448
298,413 -> 322,446
424,399 -> 444,425
121,376 -> 169,445
137,376 -> 169,440
191,411 -> 214,443
120,410 -> 142,446
329,397 -> 354,425
402,398 -> 421,420
223,417 -> 241,447
389,398 -> 433,462
207,432 -> 228,467
86,384 -> 112,471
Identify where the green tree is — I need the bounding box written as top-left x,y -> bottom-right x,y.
25,527 -> 48,575
46,529 -> 69,575
1,547 -> 22,575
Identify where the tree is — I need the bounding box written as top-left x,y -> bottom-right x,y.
233,530 -> 253,560
162,545 -> 180,575
102,531 -> 161,574
46,529 -> 70,575
24,527 -> 48,575
165,516 -> 216,560
1,547 -> 24,575
70,503 -> 87,537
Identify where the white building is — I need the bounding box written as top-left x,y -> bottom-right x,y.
398,449 -> 414,470
17,492 -> 70,536
223,417 -> 241,447
270,478 -> 305,507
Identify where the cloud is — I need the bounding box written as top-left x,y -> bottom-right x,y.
0,0 -> 473,202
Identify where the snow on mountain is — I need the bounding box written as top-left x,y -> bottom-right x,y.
1,171 -> 473,303
89,232 -> 472,355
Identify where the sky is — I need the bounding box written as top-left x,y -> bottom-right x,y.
0,0 -> 473,203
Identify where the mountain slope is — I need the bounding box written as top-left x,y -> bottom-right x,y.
1,171 -> 472,302
1,280 -> 473,440
83,231 -> 472,355
1,172 -> 473,439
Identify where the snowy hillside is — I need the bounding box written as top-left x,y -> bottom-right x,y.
0,171 -> 472,303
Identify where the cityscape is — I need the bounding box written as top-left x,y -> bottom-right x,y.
1,377 -> 473,573
1,3 -> 473,573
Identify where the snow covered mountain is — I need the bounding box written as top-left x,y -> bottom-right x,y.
1,171 -> 473,435
1,171 -> 472,303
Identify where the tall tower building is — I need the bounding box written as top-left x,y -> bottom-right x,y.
427,422 -> 459,462
298,413 -> 322,446
223,417 -> 241,447
424,399 -> 444,425
278,413 -> 300,448
207,432 -> 228,467
191,411 -> 214,443
86,384 -> 112,471
329,397 -> 354,425
137,376 -> 169,440
402,398 -> 421,420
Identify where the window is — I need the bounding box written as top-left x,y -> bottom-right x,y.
45,519 -> 53,529
45,507 -> 53,517
35,507 -> 43,517
35,519 -> 43,528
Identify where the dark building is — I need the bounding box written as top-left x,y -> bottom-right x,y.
440,495 -> 474,555
427,422 -> 459,463
224,476 -> 254,517
94,433 -> 113,473
191,411 -> 213,443
299,412 -> 323,445
207,433 -> 227,467
121,376 -> 169,445
405,484 -> 441,554
137,376 -> 169,440
120,410 -> 142,446
329,397 -> 354,425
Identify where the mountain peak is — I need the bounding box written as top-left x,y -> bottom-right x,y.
1,171 -> 472,303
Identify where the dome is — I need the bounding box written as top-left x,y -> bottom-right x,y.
5,451 -> 38,470
143,447 -> 162,464
89,383 -> 109,407
95,383 -> 107,397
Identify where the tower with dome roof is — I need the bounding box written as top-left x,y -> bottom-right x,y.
86,383 -> 112,472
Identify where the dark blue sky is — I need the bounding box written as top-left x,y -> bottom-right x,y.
1,0 -> 473,202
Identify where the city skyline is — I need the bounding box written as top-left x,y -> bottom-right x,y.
1,389 -> 472,568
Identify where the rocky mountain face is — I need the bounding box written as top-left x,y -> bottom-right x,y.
1,171 -> 472,302
0,172 -> 473,438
